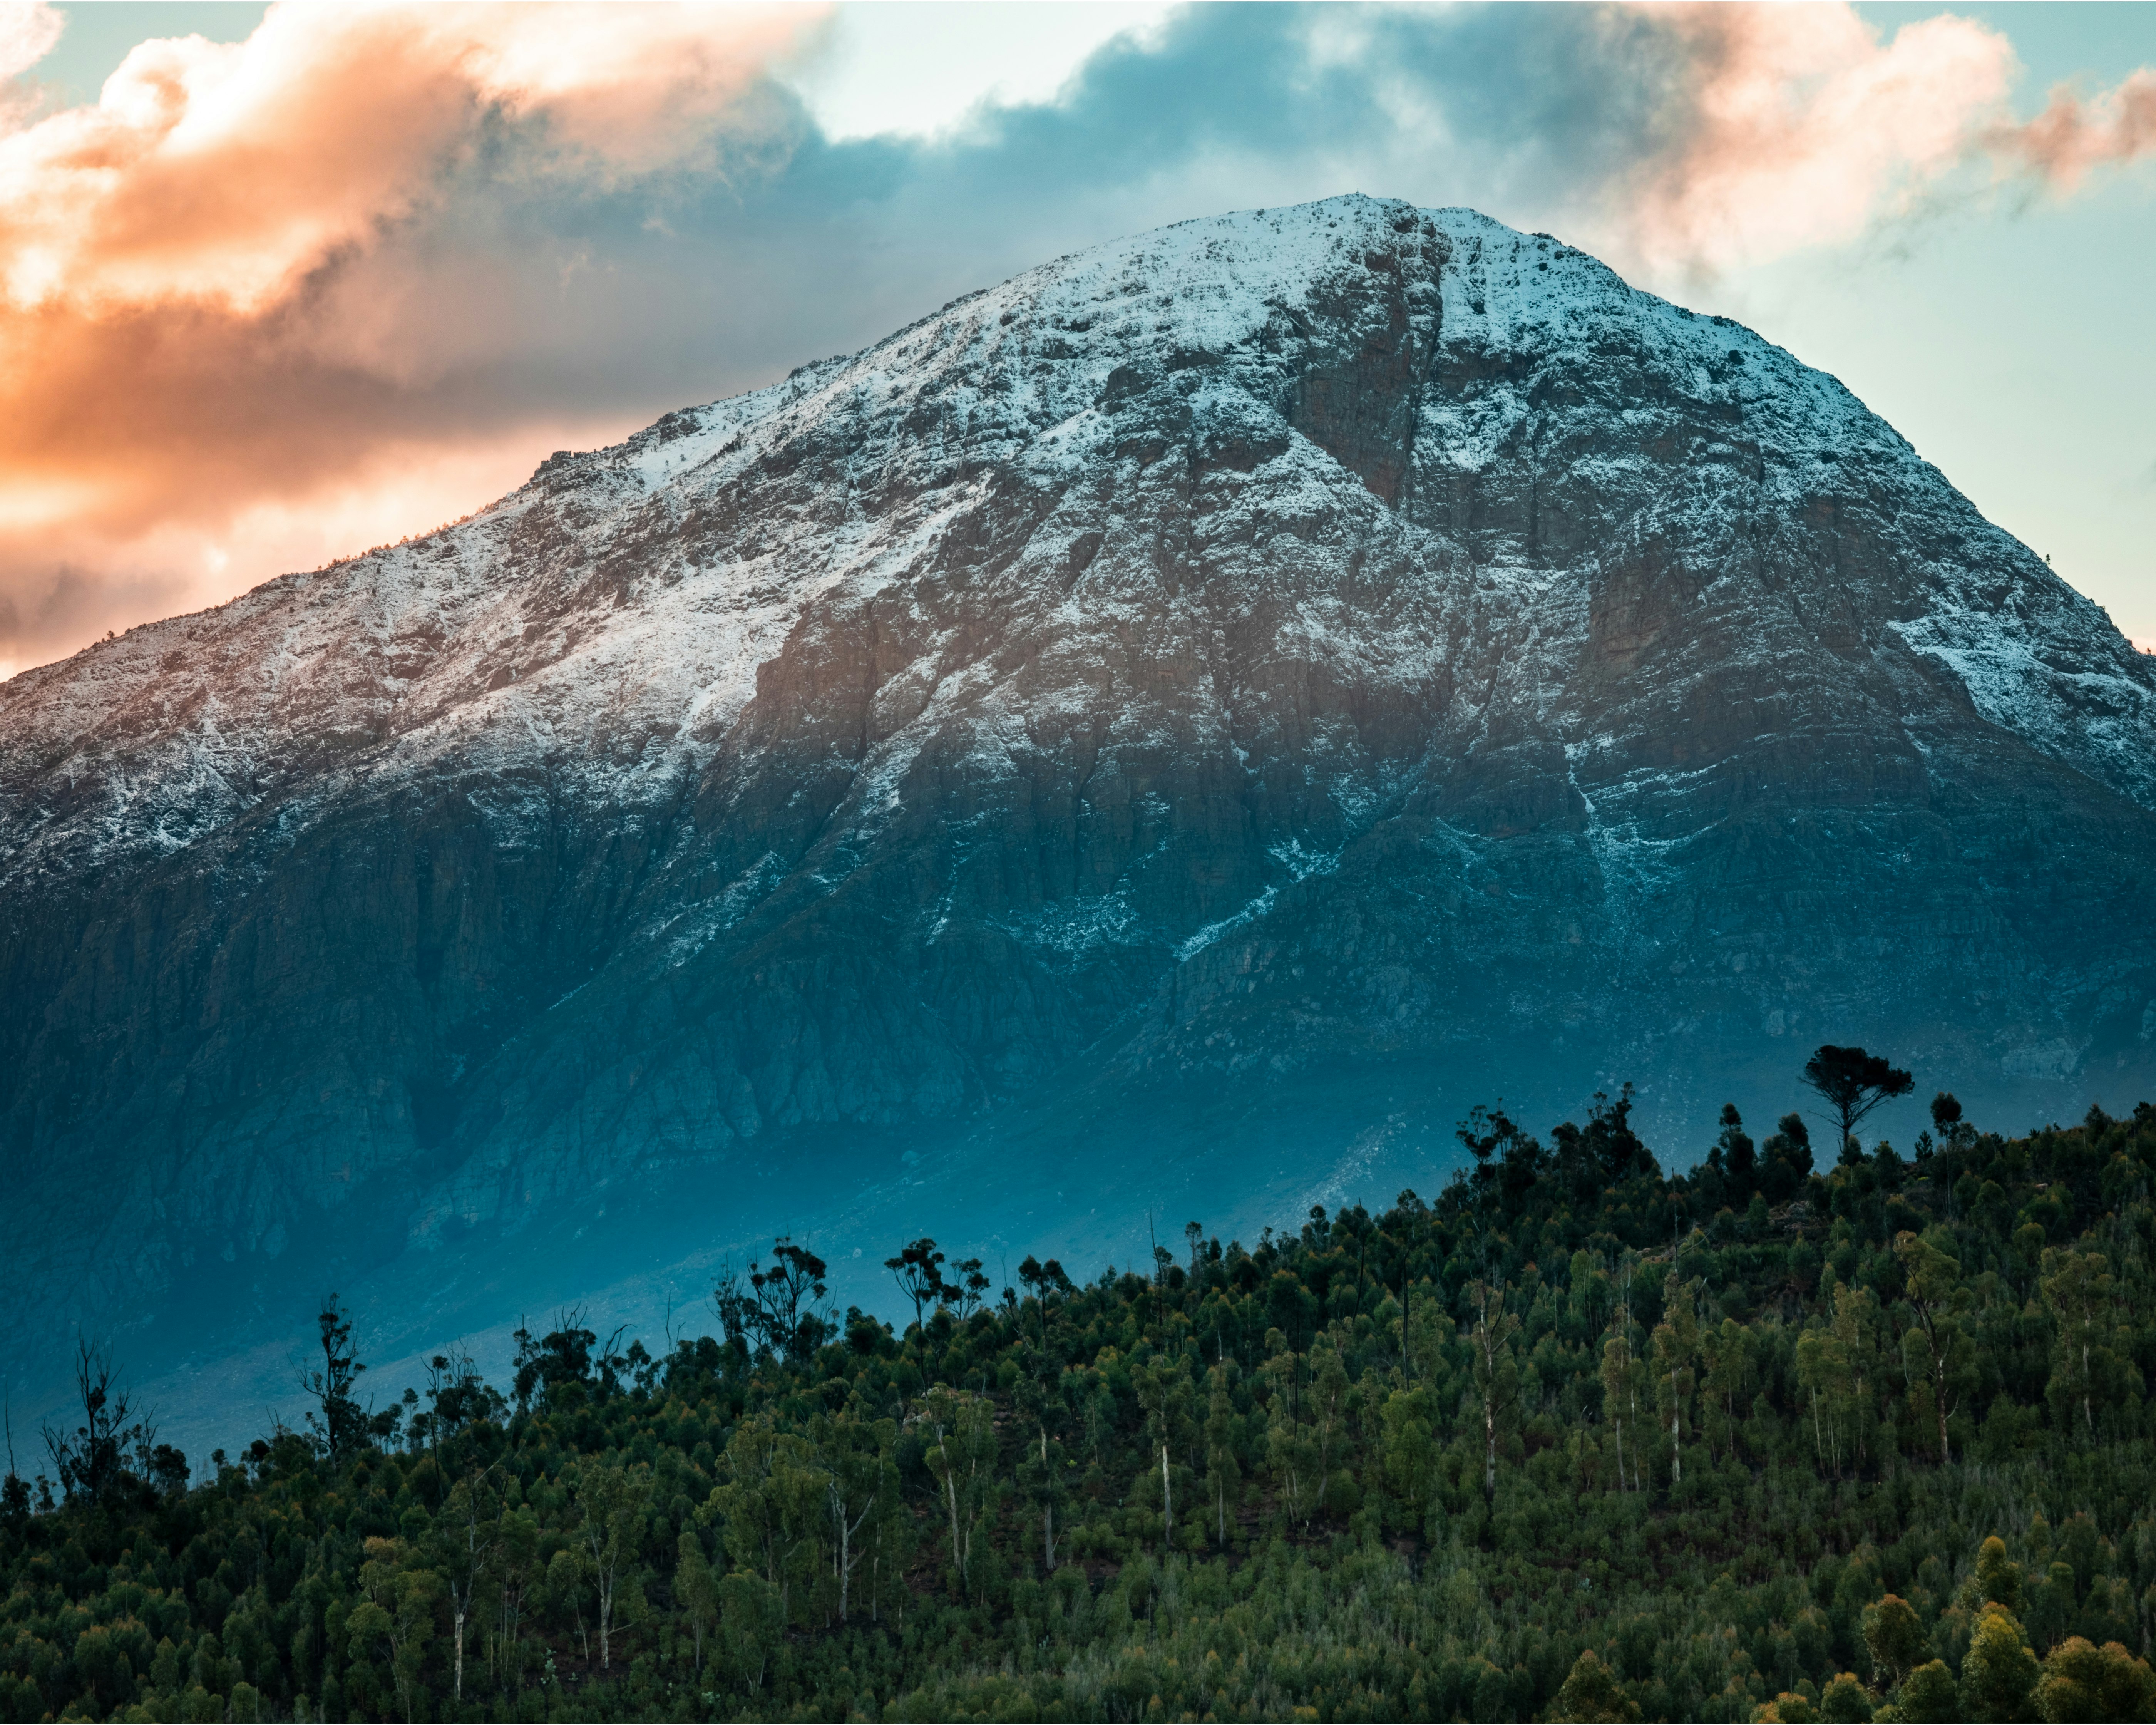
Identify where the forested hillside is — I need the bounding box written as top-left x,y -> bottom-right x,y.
6,1068 -> 2156,1723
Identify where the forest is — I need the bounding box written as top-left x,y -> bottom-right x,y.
4,1048 -> 2155,1723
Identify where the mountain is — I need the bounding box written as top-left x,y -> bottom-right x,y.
4,195 -> 2154,1428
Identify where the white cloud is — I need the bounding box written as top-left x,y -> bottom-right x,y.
777,0 -> 1173,141
0,0 -> 61,84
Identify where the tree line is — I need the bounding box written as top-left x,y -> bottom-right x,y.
3,1048 -> 2155,1721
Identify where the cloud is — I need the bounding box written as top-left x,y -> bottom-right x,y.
0,1 -> 60,83
0,0 -> 822,673
0,1 -> 812,312
1613,6 -> 2017,276
0,1 -> 2149,678
0,0 -> 59,131
1991,69 -> 2156,190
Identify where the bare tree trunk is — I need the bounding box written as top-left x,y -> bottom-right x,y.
1161,1442 -> 1173,1552
1041,1430 -> 1057,1571
1484,1398 -> 1496,1501
1930,1343 -> 1951,1466
939,1437 -> 967,1584
1670,1375 -> 1681,1487
831,1482 -> 870,1623
836,1483 -> 850,1624
1626,1368 -> 1641,1488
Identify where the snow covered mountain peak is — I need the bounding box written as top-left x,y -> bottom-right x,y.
12,192 -> 2146,898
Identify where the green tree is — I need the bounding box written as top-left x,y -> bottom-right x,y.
1796,1278 -> 1883,1477
1467,1276 -> 1522,1501
1863,1594 -> 1926,1693
1899,1660 -> 1959,1722
348,1536 -> 436,1723
1553,1648 -> 1640,1722
1820,1672 -> 1874,1722
40,1340 -> 155,1505
1262,1342 -> 1320,1530
1406,1280 -> 1455,1388
1961,1604 -> 2040,1723
920,1387 -> 998,1595
2034,1636 -> 2156,1723
2037,1249 -> 2139,1442
1600,1322 -> 1640,1492
1895,1230 -> 1976,1465
711,1416 -> 825,1621
671,1529 -> 713,1677
715,1571 -> 785,1695
1134,1352 -> 1197,1551
1699,1316 -> 1753,1465
569,1454 -> 652,1670
1830,1279 -> 1882,1473
810,1406 -> 897,1623
743,1238 -> 835,1360
1306,1340 -> 1353,1519
1795,1321 -> 1848,1477
1651,1277 -> 1700,1487
1717,1102 -> 1759,1191
430,1465 -> 499,1705
1971,1535 -> 2025,1614
1378,1385 -> 1437,1537
1018,1407 -> 1075,1569
15,1092 -> 2156,1725
1199,1364 -> 1240,1549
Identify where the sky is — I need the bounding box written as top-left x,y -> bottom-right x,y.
0,1 -> 2149,682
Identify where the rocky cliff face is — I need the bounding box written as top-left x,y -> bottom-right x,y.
5,195 -> 2154,1386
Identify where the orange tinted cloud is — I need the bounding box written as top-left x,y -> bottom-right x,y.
1608,5 -> 2017,277
1992,69 -> 2156,191
0,2 -> 811,310
1590,5 -> 2156,281
0,1 -> 824,675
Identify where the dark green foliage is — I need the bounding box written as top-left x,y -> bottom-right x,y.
1556,1648 -> 1641,1721
2035,1634 -> 2156,1721
7,1097 -> 2156,1721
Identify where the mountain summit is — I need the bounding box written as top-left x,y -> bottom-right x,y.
4,195 -> 2153,1406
